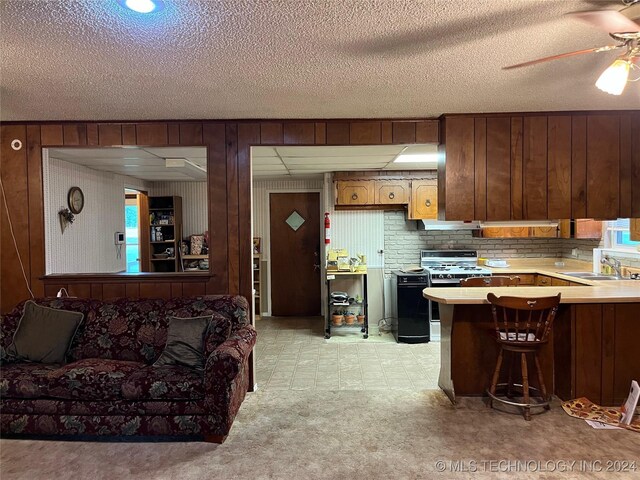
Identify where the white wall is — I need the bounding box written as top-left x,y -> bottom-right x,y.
150,181 -> 208,237
43,154 -> 150,274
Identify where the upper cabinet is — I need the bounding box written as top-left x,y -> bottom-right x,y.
375,180 -> 410,205
440,112 -> 640,221
336,180 -> 375,205
408,180 -> 438,220
631,219 -> 640,242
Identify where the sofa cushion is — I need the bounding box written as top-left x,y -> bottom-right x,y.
121,365 -> 205,400
153,316 -> 212,371
0,363 -> 61,399
68,298 -> 169,364
47,358 -> 144,400
7,301 -> 84,364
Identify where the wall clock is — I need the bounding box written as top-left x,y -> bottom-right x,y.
67,187 -> 84,214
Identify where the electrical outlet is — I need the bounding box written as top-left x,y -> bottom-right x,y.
571,248 -> 578,257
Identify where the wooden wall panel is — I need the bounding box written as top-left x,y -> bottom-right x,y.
260,123 -> 283,145
237,123 -> 260,303
586,115 -> 619,219
619,114 -> 632,218
203,123 -> 228,292
630,113 -> 640,218
90,283 -> 103,300
523,116 -> 548,220
40,125 -> 63,145
26,125 -> 45,296
381,121 -> 392,144
283,123 -> 314,145
473,118 -> 487,221
392,122 -> 415,144
547,116 -> 572,219
86,124 -> 99,145
98,124 -> 123,146
167,123 -> 180,145
179,123 -> 203,145
136,124 -> 168,145
103,283 -> 126,300
68,283 -> 91,298
62,124 -> 87,145
613,304 -> 640,404
1,125 -> 31,312
510,117 -> 523,220
125,283 -> 140,298
314,122 -> 326,144
139,282 -> 171,299
443,117 -> 475,220
326,122 -> 349,145
225,124 -> 240,293
571,115 -> 587,218
171,282 -> 183,297
350,122 -> 381,144
122,124 -> 137,145
415,120 -> 439,143
574,304 -> 602,404
485,117 -> 511,221
183,282 -> 206,297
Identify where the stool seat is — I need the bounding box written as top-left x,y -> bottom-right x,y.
486,292 -> 561,420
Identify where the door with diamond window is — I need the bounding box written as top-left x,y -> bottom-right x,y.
269,192 -> 321,316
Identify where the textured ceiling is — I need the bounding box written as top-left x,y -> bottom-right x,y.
1,0 -> 639,121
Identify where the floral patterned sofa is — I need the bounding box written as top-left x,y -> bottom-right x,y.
0,295 -> 256,443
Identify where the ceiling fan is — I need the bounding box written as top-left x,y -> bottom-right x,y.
504,0 -> 640,95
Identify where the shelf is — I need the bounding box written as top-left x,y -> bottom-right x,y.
151,224 -> 174,227
329,323 -> 365,328
151,257 -> 176,262
150,240 -> 175,244
182,254 -> 208,260
149,208 -> 175,211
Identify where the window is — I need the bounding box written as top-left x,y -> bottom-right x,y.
604,219 -> 640,251
125,195 -> 140,273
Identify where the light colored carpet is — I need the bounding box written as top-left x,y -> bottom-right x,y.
2,390 -> 639,480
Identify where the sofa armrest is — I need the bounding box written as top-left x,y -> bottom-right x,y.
205,324 -> 257,383
202,325 -> 256,433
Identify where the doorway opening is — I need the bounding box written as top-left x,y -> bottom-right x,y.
125,188 -> 145,273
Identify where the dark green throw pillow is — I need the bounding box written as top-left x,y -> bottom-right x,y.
8,300 -> 84,364
153,316 -> 212,371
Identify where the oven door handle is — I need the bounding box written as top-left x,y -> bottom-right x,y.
428,279 -> 461,286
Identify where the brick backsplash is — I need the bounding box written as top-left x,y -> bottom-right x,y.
383,211 -> 567,273
383,211 -> 640,273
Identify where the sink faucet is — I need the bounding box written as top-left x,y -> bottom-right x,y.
600,255 -> 623,279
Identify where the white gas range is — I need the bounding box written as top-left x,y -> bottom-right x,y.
421,249 -> 492,285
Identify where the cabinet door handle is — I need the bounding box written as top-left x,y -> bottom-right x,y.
351,193 -> 358,201
425,199 -> 432,207
388,192 -> 395,200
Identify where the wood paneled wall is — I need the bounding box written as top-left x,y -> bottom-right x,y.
0,119 -> 439,313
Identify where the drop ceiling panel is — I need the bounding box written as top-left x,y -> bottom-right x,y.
275,146 -> 405,157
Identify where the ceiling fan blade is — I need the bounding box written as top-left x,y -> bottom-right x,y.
567,10 -> 640,33
503,45 -> 622,70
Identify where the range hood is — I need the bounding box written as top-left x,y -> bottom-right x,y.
420,220 -> 480,230
419,220 -> 559,231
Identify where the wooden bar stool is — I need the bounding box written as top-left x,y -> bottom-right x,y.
459,275 -> 521,287
486,292 -> 561,420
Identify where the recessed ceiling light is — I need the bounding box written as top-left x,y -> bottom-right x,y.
118,0 -> 165,14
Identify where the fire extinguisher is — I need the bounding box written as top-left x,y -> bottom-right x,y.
324,212 -> 331,245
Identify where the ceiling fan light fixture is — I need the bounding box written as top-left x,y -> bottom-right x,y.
595,58 -> 631,95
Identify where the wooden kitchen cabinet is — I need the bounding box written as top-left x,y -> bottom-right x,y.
630,219 -> 640,241
535,275 -> 552,286
441,112 -> 640,221
375,180 -> 410,205
479,227 -> 529,238
531,226 -> 559,238
335,180 -> 375,206
408,180 -> 438,219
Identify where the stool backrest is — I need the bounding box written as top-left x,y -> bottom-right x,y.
460,276 -> 520,287
486,293 -> 561,344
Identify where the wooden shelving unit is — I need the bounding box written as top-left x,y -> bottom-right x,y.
253,254 -> 262,320
145,196 -> 183,273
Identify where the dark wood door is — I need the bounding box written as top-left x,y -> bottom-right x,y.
270,193 -> 321,316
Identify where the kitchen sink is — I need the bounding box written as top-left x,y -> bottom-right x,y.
561,272 -> 619,281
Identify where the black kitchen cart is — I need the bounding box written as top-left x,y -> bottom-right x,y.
325,271 -> 369,339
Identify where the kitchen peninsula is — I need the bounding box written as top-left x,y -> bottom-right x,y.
423,264 -> 640,407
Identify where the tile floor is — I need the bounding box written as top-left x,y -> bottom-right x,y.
254,316 -> 440,391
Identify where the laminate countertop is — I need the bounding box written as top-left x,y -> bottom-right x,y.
422,258 -> 640,305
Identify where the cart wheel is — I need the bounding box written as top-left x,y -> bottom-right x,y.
324,334 -> 330,339
360,327 -> 365,333
363,334 -> 368,339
